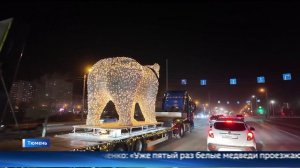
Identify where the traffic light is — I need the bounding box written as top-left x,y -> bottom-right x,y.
257,106 -> 265,114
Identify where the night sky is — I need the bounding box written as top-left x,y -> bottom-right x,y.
1,1 -> 300,108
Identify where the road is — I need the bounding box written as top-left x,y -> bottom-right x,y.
154,117 -> 300,151
1,118 -> 300,151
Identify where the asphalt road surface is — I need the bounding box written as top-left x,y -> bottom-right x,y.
154,117 -> 300,151
1,118 -> 300,151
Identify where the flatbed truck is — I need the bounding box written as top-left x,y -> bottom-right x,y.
0,91 -> 196,151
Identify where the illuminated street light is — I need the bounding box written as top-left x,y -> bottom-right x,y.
259,88 -> 266,93
258,87 -> 269,118
252,95 -> 256,98
270,100 -> 276,116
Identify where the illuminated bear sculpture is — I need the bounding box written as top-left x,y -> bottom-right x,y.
86,57 -> 160,126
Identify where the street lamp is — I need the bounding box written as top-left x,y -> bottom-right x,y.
270,100 -> 276,117
82,66 -> 92,121
258,87 -> 269,118
259,88 -> 266,93
251,95 -> 257,115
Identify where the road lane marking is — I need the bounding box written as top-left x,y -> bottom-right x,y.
276,128 -> 300,139
262,122 -> 300,139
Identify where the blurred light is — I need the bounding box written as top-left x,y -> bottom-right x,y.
200,79 -> 207,86
252,95 -> 256,98
259,88 -> 266,93
257,76 -> 265,83
181,79 -> 187,85
229,78 -> 237,85
85,66 -> 92,73
270,100 -> 275,104
282,73 -> 292,81
257,106 -> 265,114
59,108 -> 64,112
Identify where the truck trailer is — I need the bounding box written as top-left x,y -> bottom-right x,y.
0,91 -> 196,151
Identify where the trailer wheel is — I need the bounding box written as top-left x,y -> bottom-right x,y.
113,144 -> 127,151
132,139 -> 146,151
174,125 -> 185,138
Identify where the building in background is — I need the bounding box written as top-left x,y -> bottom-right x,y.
10,80 -> 34,110
39,74 -> 73,113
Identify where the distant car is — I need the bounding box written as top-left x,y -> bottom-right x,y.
209,115 -> 224,126
208,115 -> 219,126
207,118 -> 256,151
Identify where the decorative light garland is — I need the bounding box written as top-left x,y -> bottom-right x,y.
86,57 -> 160,126
73,129 -> 170,151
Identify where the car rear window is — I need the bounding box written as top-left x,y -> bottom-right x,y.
214,122 -> 246,131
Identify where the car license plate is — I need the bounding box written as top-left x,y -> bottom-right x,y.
222,135 -> 238,139
219,148 -> 242,151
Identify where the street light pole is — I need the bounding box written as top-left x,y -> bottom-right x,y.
265,89 -> 269,118
251,95 -> 257,115
259,87 -> 269,119
270,100 -> 275,117
166,59 -> 168,91
81,73 -> 87,122
81,67 -> 92,122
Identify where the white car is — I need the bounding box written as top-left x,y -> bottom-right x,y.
207,118 -> 256,151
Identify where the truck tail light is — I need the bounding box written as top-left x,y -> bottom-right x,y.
247,132 -> 254,141
208,129 -> 214,138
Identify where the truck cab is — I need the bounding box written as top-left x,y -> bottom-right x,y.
157,90 -> 196,138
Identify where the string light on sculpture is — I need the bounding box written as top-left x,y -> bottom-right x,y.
86,57 -> 160,126
75,129 -> 170,151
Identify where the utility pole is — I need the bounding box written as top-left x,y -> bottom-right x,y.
81,74 -> 87,121
166,59 -> 168,91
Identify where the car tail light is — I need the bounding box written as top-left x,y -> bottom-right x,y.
208,129 -> 214,138
247,132 -> 254,141
225,120 -> 233,123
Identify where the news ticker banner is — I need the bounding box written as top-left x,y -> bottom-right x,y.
1,152 -> 300,167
